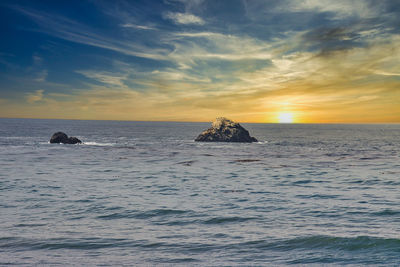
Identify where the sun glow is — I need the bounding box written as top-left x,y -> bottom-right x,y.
278,113 -> 294,123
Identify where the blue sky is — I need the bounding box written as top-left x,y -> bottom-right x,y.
0,0 -> 399,122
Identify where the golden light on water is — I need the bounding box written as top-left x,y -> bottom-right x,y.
278,113 -> 294,123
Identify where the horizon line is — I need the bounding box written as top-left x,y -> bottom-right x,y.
1,116 -> 399,125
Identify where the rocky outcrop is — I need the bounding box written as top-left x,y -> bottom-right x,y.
50,132 -> 82,144
195,117 -> 258,143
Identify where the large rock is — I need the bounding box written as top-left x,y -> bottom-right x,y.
50,132 -> 82,144
195,117 -> 258,143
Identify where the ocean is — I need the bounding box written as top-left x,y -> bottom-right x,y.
0,118 -> 399,265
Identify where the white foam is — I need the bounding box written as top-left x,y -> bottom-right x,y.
83,142 -> 114,146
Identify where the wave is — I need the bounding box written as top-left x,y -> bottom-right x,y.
372,209 -> 400,216
203,216 -> 257,224
0,237 -> 131,250
234,159 -> 261,163
13,223 -> 47,227
2,235 -> 399,254
95,209 -> 257,226
239,235 -> 400,254
96,209 -> 190,220
155,216 -> 258,226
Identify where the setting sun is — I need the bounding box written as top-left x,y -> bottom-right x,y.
278,113 -> 294,123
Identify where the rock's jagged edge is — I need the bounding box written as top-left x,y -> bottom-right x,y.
195,117 -> 258,143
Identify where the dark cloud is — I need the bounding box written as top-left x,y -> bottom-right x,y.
300,26 -> 362,54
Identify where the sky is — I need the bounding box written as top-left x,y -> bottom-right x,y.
0,0 -> 399,123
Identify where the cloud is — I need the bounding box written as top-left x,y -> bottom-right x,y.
151,69 -> 211,83
34,69 -> 48,82
70,27 -> 400,121
10,6 -> 169,60
343,95 -> 380,104
3,1 -> 400,123
164,12 -> 205,25
281,0 -> 381,20
76,70 -> 128,87
170,0 -> 206,12
26,89 -> 44,103
374,70 -> 400,76
120,23 -> 156,30
32,55 -> 43,65
167,31 -> 274,63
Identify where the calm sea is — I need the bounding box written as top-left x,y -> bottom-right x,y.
1,118 -> 399,265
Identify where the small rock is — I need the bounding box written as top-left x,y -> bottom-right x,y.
195,117 -> 258,143
50,132 -> 82,144
66,137 -> 82,144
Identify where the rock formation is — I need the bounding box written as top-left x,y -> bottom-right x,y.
195,117 -> 258,143
50,132 -> 82,144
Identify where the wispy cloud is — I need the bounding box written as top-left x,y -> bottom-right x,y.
374,71 -> 400,76
26,89 -> 44,103
2,1 -> 399,122
10,6 -> 169,60
32,55 -> 43,65
34,69 -> 48,82
76,70 -> 128,88
278,0 -> 381,20
120,23 -> 156,30
164,12 -> 205,25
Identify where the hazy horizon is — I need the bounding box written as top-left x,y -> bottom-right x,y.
1,116 -> 400,125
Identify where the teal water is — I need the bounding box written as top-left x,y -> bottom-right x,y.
0,118 -> 399,265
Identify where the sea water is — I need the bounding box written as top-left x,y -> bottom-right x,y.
0,118 -> 399,265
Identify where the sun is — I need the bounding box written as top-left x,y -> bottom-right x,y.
278,113 -> 294,123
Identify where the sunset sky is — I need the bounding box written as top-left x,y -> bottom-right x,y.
0,0 -> 399,123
